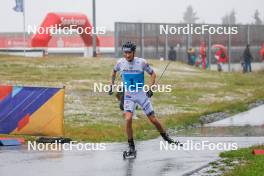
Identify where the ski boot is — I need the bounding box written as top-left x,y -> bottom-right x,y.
161,132 -> 183,146
123,139 -> 137,159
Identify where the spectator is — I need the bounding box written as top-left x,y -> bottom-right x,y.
187,48 -> 195,65
260,44 -> 264,62
240,56 -> 246,73
215,48 -> 227,72
168,46 -> 176,61
243,44 -> 253,73
199,42 -> 207,69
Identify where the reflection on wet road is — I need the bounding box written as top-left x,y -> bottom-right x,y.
207,104 -> 264,127
1,137 -> 264,176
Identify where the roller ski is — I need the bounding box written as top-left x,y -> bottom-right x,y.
161,132 -> 183,146
123,148 -> 137,159
123,139 -> 137,159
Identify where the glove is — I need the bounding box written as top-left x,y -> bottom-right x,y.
146,90 -> 153,98
108,85 -> 113,95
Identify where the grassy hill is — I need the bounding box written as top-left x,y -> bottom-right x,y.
0,55 -> 264,142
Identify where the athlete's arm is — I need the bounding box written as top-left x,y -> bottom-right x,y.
149,71 -> 156,87
109,60 -> 121,95
111,70 -> 117,85
143,60 -> 156,98
145,71 -> 156,98
109,70 -> 117,95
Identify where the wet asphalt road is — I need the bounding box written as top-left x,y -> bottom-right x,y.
206,104 -> 264,127
0,105 -> 264,176
1,137 -> 264,176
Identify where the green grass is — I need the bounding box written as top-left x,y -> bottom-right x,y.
220,145 -> 264,176
0,55 -> 264,142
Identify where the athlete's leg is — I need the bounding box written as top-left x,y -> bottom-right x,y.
147,113 -> 165,133
147,113 -> 180,144
124,111 -> 135,152
124,93 -> 136,151
137,91 -> 181,145
125,111 -> 133,140
135,91 -> 164,132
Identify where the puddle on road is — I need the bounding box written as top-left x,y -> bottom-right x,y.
175,104 -> 264,137
174,126 -> 264,137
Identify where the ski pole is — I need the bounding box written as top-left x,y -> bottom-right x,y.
156,61 -> 171,84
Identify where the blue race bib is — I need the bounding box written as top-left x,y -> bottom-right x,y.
122,73 -> 144,91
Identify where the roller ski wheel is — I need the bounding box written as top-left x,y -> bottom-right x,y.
123,150 -> 137,159
174,141 -> 183,147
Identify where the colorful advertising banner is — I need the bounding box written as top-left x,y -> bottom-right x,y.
0,85 -> 64,136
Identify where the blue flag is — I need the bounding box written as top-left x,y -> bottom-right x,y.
13,0 -> 24,12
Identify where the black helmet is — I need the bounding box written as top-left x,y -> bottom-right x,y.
122,41 -> 136,52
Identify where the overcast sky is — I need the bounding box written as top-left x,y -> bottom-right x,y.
0,0 -> 263,32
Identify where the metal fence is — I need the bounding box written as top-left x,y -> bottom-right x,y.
115,22 -> 264,67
